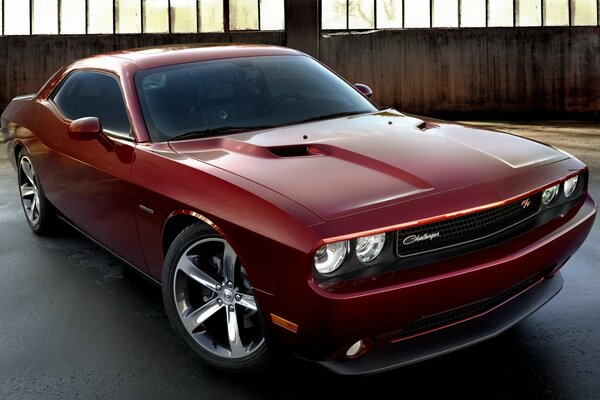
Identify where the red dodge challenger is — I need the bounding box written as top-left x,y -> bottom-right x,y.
1,44 -> 596,375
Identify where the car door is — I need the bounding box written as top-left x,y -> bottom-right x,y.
48,70 -> 147,271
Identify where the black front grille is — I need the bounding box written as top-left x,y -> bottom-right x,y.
396,194 -> 541,257
395,274 -> 542,339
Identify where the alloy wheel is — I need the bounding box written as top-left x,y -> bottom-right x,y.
18,156 -> 41,226
173,237 -> 264,359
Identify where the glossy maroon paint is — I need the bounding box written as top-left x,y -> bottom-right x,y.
68,116 -> 103,135
354,83 -> 373,98
1,45 -> 596,372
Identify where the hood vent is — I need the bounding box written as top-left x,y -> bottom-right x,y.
269,145 -> 314,158
416,121 -> 439,131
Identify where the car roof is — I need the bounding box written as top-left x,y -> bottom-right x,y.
80,44 -> 304,71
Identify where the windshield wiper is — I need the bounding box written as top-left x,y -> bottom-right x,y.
168,126 -> 272,141
299,110 -> 371,124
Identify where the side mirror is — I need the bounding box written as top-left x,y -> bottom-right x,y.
69,117 -> 102,136
354,83 -> 373,98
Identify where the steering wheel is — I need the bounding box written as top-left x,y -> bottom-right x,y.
264,92 -> 306,115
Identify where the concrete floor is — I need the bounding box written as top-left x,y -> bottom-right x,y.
0,121 -> 598,399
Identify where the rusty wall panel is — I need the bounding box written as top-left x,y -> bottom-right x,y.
319,27 -> 600,117
0,28 -> 597,117
0,33 -> 285,111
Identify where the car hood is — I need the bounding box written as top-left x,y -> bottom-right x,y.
169,110 -> 567,221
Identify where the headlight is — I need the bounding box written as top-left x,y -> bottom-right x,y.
314,241 -> 349,274
563,176 -> 579,198
356,233 -> 386,263
542,184 -> 559,205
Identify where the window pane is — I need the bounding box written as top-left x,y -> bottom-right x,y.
461,0 -> 486,27
433,0 -> 458,27
489,0 -> 514,26
230,0 -> 259,30
572,0 -> 598,25
88,0 -> 114,34
116,0 -> 141,33
376,0 -> 402,28
260,0 -> 284,30
135,56 -> 377,142
4,0 -> 30,35
61,0 -> 86,34
322,0 -> 347,29
544,0 -> 569,25
171,0 -> 197,32
53,72 -> 130,135
404,0 -> 430,28
33,0 -> 58,34
0,2 -> 3,35
144,0 -> 169,33
517,0 -> 542,26
200,0 -> 224,32
348,0 -> 374,29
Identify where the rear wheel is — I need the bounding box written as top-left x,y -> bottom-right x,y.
163,223 -> 272,373
17,150 -> 54,235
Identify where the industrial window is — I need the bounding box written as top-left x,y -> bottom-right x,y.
88,0 -> 114,34
3,0 -> 30,35
517,0 -> 542,26
60,0 -> 86,34
404,0 -> 430,28
461,0 -> 487,27
433,0 -> 459,27
32,0 -> 58,34
0,0 -> 285,35
376,0 -> 403,28
144,0 -> 169,33
321,0 -> 600,29
200,0 -> 224,32
0,0 -> 597,35
116,0 -> 142,34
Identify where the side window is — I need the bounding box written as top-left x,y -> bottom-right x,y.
53,71 -> 131,136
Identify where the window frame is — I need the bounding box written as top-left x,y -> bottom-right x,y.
48,68 -> 135,141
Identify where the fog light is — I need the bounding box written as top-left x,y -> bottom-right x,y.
346,340 -> 363,358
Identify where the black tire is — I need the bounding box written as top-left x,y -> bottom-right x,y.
162,223 -> 273,373
17,149 -> 55,235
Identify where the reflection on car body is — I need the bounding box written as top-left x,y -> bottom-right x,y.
1,44 -> 596,375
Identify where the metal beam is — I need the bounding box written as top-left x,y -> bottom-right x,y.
223,0 -> 229,32
285,0 -> 319,57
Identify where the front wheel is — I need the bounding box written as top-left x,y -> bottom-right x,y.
17,150 -> 54,235
162,223 -> 273,373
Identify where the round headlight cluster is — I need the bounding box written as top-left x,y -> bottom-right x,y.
356,233 -> 386,263
564,176 -> 579,198
314,241 -> 350,274
542,184 -> 559,205
314,233 -> 387,274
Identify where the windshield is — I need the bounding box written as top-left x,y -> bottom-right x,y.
134,55 -> 377,142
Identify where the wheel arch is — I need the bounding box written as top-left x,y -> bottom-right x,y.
14,141 -> 25,161
162,210 -> 225,257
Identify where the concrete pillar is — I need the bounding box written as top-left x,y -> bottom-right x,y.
285,0 -> 319,58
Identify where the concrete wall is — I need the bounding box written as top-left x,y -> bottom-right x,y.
0,33 -> 285,111
319,27 -> 600,118
1,27 -> 598,118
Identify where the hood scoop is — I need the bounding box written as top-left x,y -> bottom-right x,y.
416,121 -> 439,131
269,145 -> 315,158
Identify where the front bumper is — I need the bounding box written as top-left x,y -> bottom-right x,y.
265,194 -> 596,373
318,271 -> 563,375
